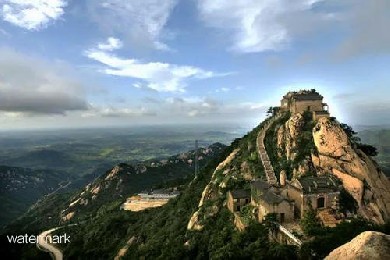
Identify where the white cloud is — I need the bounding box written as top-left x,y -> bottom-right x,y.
82,105 -> 155,118
87,0 -> 177,50
0,48 -> 88,115
146,96 -> 269,120
97,37 -> 122,51
1,0 -> 67,30
198,0 -> 390,57
163,97 -> 219,117
85,47 -> 216,93
198,0 -> 330,53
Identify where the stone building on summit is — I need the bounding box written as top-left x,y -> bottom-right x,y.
280,89 -> 330,120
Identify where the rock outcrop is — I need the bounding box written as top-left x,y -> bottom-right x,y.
277,113 -> 305,161
312,117 -> 390,223
276,113 -> 312,179
325,231 -> 390,260
187,149 -> 240,231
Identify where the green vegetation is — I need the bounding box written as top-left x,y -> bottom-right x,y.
0,191 -> 71,259
292,111 -> 317,165
225,120 -> 269,181
239,205 -> 256,226
340,123 -> 378,156
0,126 -> 238,178
339,188 -> 358,214
2,118 -> 389,259
264,111 -> 291,179
300,219 -> 390,259
0,166 -> 73,228
22,124 -> 300,259
300,206 -> 323,236
264,111 -> 317,179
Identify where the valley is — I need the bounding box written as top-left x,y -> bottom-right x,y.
0,125 -> 240,229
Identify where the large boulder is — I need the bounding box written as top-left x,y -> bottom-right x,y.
325,231 -> 390,260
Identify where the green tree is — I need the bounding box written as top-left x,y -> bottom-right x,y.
267,106 -> 274,117
268,243 -> 298,260
340,123 -> 360,143
357,143 -> 378,156
264,213 -> 278,233
300,205 -> 323,236
340,123 -> 378,156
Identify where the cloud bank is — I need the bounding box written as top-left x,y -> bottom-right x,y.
0,48 -> 88,115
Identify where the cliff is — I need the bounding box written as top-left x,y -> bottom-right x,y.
312,117 -> 390,223
325,231 -> 390,260
272,109 -> 390,223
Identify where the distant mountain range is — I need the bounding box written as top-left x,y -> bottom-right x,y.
0,166 -> 72,228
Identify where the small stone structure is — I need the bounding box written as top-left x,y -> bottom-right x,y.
227,189 -> 251,212
287,175 -> 340,217
280,89 -> 329,120
251,180 -> 295,223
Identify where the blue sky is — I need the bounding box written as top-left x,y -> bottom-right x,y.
0,0 -> 389,129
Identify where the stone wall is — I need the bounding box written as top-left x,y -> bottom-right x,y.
286,185 -> 303,216
227,192 -> 249,212
291,99 -> 323,114
257,200 -> 294,223
301,192 -> 339,217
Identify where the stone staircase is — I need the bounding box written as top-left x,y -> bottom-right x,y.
257,118 -> 278,185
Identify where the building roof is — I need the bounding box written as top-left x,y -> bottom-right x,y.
251,180 -> 270,191
282,89 -> 324,102
314,111 -> 330,115
295,175 -> 340,194
261,190 -> 286,205
230,189 -> 250,199
250,180 -> 291,205
292,94 -> 323,101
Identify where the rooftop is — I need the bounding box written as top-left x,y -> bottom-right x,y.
250,180 -> 290,205
283,89 -> 323,101
251,180 -> 270,192
314,111 -> 330,115
261,190 -> 286,205
293,94 -> 323,101
295,175 -> 340,194
231,189 -> 250,199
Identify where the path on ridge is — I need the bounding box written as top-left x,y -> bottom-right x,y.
257,118 -> 278,185
37,227 -> 63,260
37,224 -> 78,260
256,117 -> 303,247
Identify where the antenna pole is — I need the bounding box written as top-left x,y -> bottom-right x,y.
195,140 -> 199,176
